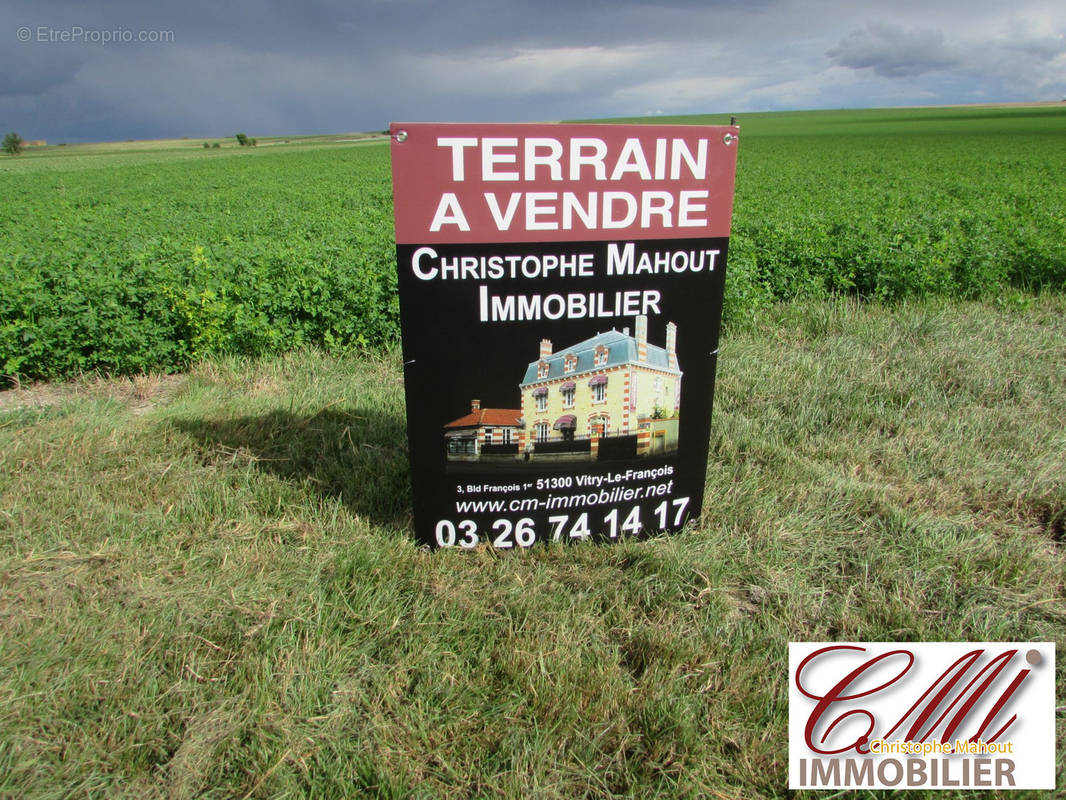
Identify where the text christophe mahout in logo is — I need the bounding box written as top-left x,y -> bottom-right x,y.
788,643 -> 1055,790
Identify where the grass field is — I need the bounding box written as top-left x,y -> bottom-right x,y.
2,296 -> 1064,798
1,106 -> 1065,797
5,132 -> 388,171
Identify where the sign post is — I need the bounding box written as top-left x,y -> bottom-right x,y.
390,122 -> 739,548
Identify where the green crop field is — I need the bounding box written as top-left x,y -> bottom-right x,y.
1,140 -> 398,380
1,107 -> 1064,798
3,105 -> 1065,381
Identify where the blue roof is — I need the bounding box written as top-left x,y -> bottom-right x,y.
520,328 -> 679,386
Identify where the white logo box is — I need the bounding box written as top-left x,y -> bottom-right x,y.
788,642 -> 1055,790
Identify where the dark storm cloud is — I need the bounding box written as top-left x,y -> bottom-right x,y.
826,24 -> 959,78
3,0 -> 772,140
0,48 -> 83,99
3,1 -> 1064,142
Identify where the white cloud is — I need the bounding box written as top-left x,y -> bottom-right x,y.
400,45 -> 662,98
610,75 -> 752,112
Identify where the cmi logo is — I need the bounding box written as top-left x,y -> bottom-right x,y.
788,642 -> 1056,790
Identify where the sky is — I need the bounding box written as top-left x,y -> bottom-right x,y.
4,0 -> 1065,142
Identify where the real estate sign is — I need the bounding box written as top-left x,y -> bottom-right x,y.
390,122 -> 738,548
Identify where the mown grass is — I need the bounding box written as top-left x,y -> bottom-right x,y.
2,297 -> 1063,798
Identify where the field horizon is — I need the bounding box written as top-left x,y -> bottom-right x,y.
5,98 -> 1063,154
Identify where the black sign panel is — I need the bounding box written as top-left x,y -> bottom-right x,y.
390,123 -> 739,548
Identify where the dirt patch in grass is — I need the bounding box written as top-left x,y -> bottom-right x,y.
0,373 -> 188,413
1034,503 -> 1066,544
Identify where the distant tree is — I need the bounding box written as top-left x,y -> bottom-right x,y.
235,132 -> 249,146
2,132 -> 24,155
203,142 -> 210,148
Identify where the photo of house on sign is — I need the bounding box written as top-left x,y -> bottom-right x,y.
443,315 -> 681,467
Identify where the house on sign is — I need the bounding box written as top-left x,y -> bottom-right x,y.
443,399 -> 522,461
519,315 -> 682,456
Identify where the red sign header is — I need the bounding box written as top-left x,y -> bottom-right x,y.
390,122 -> 738,244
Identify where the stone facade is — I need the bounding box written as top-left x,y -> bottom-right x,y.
518,315 -> 681,446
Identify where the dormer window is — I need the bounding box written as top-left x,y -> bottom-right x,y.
563,354 -> 578,373
594,345 -> 608,367
537,360 -> 549,379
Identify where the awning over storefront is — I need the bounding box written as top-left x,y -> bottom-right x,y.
588,375 -> 607,386
532,387 -> 548,397
553,414 -> 577,429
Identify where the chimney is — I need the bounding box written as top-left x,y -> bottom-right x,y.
471,399 -> 481,411
666,321 -> 677,370
540,338 -> 552,357
635,315 -> 647,362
